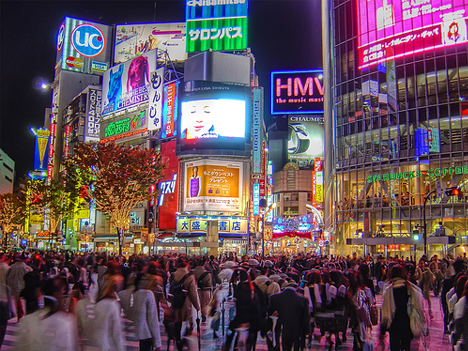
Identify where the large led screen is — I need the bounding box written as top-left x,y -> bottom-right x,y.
178,89 -> 249,152
114,23 -> 187,64
184,159 -> 243,211
288,116 -> 325,162
101,50 -> 157,116
358,0 -> 468,69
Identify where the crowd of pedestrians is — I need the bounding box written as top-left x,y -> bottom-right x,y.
0,249 -> 466,351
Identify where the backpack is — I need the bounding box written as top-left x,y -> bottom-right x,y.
168,273 -> 191,309
197,271 -> 210,290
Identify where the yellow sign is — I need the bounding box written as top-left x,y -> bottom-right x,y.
76,209 -> 90,219
177,218 -> 248,235
30,214 -> 44,225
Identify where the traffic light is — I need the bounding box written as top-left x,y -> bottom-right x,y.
445,187 -> 460,197
412,228 -> 420,241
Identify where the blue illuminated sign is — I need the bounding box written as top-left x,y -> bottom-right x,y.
253,183 -> 260,216
71,24 -> 105,57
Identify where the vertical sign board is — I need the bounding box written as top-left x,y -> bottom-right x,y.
147,67 -> 165,131
253,183 -> 260,216
34,130 -> 50,171
84,88 -> 102,142
185,0 -> 248,53
314,158 -> 324,203
429,128 -> 440,153
55,17 -> 112,76
252,88 -> 262,174
161,81 -> 179,139
415,128 -> 429,156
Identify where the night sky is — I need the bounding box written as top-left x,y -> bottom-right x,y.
0,0 -> 322,186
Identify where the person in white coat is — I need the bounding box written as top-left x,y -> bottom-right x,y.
13,276 -> 78,351
76,276 -> 125,351
119,273 -> 162,351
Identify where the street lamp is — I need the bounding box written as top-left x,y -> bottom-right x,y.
261,202 -> 277,257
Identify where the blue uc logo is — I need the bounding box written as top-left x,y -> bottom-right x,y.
57,24 -> 65,51
71,24 -> 105,57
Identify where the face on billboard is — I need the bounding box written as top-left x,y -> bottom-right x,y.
180,98 -> 246,139
101,50 -> 157,116
288,116 -> 325,160
115,23 -> 187,64
184,160 -> 243,211
357,0 -> 468,69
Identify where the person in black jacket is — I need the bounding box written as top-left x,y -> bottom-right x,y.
441,258 -> 466,333
268,283 -> 310,351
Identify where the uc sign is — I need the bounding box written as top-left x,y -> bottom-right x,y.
71,24 -> 105,57
271,70 -> 324,115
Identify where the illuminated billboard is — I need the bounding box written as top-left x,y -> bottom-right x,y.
101,50 -> 157,116
158,140 -> 179,231
287,116 -> 325,162
357,0 -> 468,69
34,129 -> 50,171
161,81 -> 180,139
177,217 -> 248,235
271,70 -> 324,115
185,0 -> 248,53
55,17 -> 112,76
101,109 -> 148,143
178,88 -> 249,152
114,23 -> 187,64
184,159 -> 243,211
84,88 -> 102,142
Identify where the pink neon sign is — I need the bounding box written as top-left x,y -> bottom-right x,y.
357,0 -> 468,69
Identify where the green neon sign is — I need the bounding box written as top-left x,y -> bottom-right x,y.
366,166 -> 468,183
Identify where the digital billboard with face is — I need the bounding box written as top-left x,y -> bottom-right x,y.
288,116 -> 325,162
101,50 -> 157,116
55,17 -> 112,76
178,89 -> 249,152
184,159 -> 243,211
114,23 -> 187,64
358,0 -> 468,69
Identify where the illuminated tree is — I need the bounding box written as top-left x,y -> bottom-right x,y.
27,179 -> 79,246
0,193 -> 25,246
63,142 -> 165,255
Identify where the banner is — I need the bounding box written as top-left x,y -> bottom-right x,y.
252,88 -> 263,174
84,88 -> 101,142
34,130 -> 50,171
147,67 -> 165,131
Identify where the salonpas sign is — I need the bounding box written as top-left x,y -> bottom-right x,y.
367,166 -> 468,183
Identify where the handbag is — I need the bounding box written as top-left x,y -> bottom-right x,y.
370,304 -> 378,326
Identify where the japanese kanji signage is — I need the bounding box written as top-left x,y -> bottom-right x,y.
184,159 -> 243,211
147,67 -> 164,131
185,0 -> 248,53
100,109 -> 148,143
84,88 -> 101,142
177,217 -> 248,235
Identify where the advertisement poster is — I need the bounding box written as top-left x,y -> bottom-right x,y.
55,17 -> 112,76
184,159 -> 243,211
158,140 -> 179,230
177,217 -> 248,235
287,116 -> 325,164
147,67 -> 165,131
101,109 -> 148,143
185,0 -> 248,53
34,130 -> 50,171
161,81 -> 179,138
357,0 -> 468,68
114,22 -> 187,64
271,70 -> 324,115
85,88 -> 102,142
252,87 -> 263,174
101,50 -> 157,116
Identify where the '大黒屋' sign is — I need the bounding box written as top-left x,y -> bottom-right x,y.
271,70 -> 324,115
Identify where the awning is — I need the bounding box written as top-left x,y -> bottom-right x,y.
346,236 -> 456,246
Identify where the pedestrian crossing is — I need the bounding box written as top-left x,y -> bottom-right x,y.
1,295 -> 450,350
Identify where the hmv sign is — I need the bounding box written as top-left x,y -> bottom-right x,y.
271,70 -> 324,115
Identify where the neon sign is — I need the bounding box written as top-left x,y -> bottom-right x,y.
71,24 -> 105,57
271,70 -> 324,115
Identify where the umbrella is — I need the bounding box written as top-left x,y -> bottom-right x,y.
196,310 -> 201,351
218,268 -> 234,281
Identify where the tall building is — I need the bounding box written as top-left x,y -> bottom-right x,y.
0,149 -> 15,194
325,0 -> 467,256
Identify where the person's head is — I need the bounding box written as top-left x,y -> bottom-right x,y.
306,270 -> 322,285
41,276 -> 68,316
388,264 -> 408,281
358,263 -> 370,279
463,280 -> 468,298
449,22 -> 459,36
176,257 -> 189,269
453,258 -> 467,274
185,100 -> 216,138
192,166 -> 198,177
147,261 -> 161,275
455,274 -> 467,298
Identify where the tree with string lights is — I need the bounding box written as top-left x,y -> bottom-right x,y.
63,142 -> 165,255
0,193 -> 25,246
